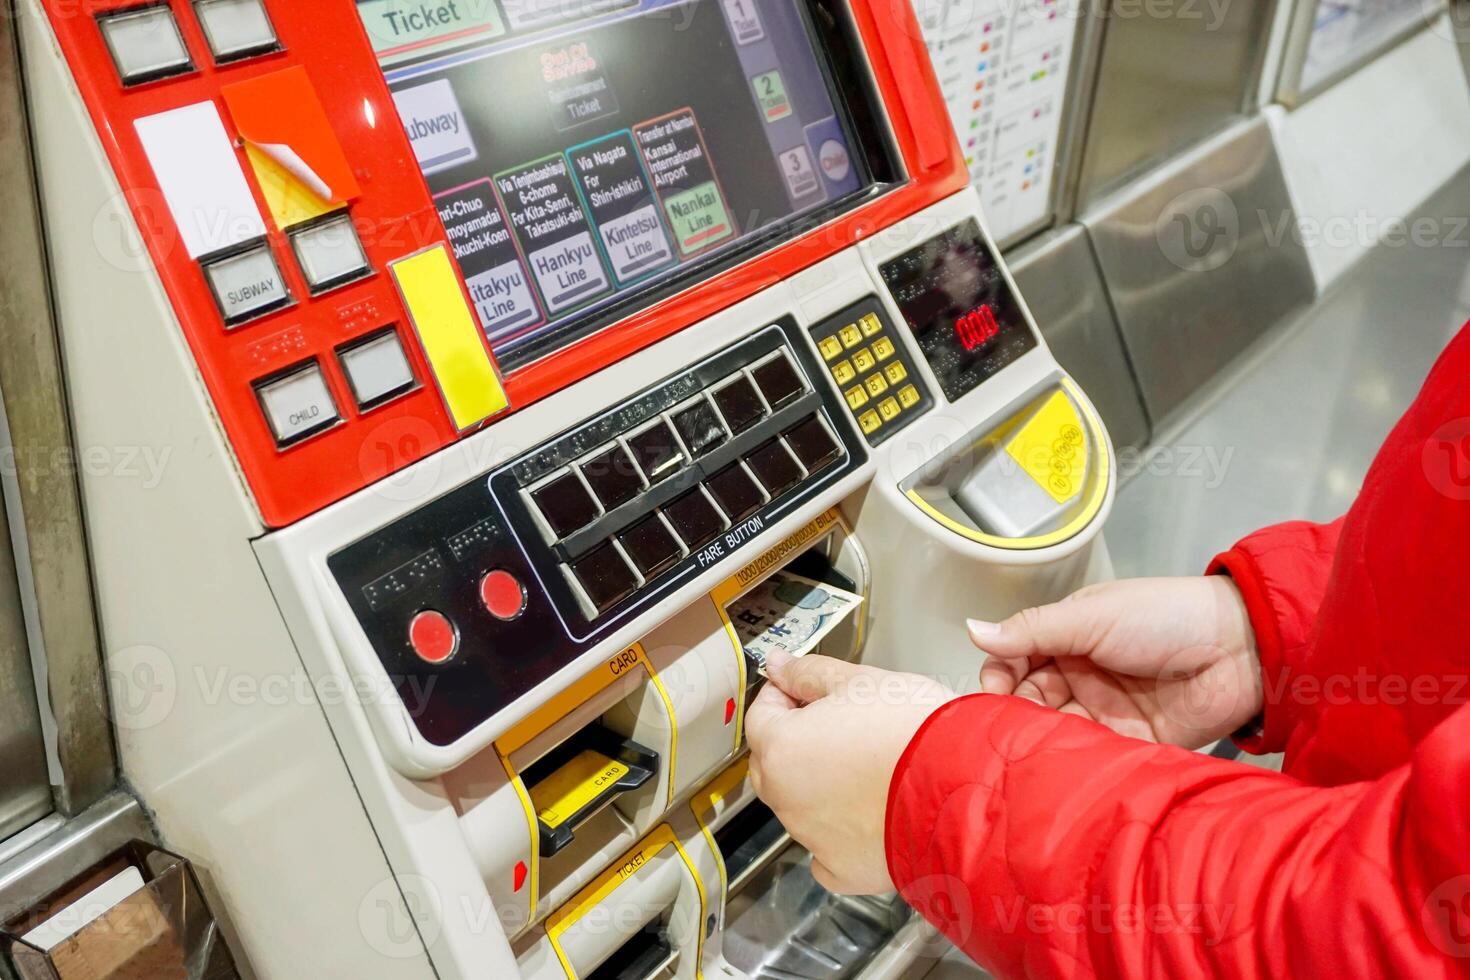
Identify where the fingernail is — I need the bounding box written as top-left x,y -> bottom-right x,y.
967,619 -> 1002,637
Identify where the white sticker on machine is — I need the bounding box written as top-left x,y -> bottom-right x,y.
134,102 -> 268,260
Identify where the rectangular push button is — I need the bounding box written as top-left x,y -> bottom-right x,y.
339,330 -> 416,409
663,488 -> 725,547
290,213 -> 371,293
713,376 -> 765,434
571,542 -> 639,614
195,0 -> 279,62
705,463 -> 765,522
751,353 -> 804,410
783,417 -> 841,473
672,399 -> 727,458
256,362 -> 338,446
619,515 -> 682,578
745,439 -> 802,496
98,6 -> 193,85
203,241 -> 290,325
581,446 -> 643,511
532,472 -> 600,539
628,421 -> 684,485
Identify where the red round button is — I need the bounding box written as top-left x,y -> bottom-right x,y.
408,610 -> 458,664
480,570 -> 527,621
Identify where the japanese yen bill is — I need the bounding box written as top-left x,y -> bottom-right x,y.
730,571 -> 864,675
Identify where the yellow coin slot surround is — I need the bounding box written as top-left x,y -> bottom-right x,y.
902,379 -> 1110,552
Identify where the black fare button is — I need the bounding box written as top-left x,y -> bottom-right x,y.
705,463 -> 765,522
581,445 -> 643,511
751,354 -> 805,410
628,421 -> 685,485
783,416 -> 842,474
663,489 -> 726,548
619,515 -> 683,578
745,439 -> 803,496
532,473 -> 600,539
571,542 -> 639,614
712,376 -> 765,435
672,399 -> 727,458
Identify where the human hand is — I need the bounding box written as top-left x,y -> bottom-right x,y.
744,653 -> 955,896
971,577 -> 1261,748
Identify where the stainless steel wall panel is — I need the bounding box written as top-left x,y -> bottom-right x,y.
1010,224 -> 1151,450
1075,0 -> 1279,207
1082,117 -> 1316,425
2,0 -> 117,817
0,484 -> 50,845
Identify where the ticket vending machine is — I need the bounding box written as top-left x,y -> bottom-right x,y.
18,0 -> 1113,976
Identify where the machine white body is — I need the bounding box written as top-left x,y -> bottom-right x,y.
14,0 -> 1113,975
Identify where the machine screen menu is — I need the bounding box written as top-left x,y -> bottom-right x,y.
879,218 -> 1036,402
365,0 -> 878,368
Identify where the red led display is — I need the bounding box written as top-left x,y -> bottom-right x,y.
954,304 -> 1000,352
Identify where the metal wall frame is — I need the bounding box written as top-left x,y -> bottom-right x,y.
1276,0 -> 1450,107
0,0 -> 117,820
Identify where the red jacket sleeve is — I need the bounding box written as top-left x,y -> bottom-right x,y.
886,694 -> 1470,979
1206,517 -> 1344,755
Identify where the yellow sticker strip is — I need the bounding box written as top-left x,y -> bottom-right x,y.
390,245 -> 508,431
1004,388 -> 1087,504
530,750 -> 630,830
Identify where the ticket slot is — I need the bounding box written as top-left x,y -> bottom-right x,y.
900,379 -> 1110,550
524,722 -> 658,859
586,926 -> 678,980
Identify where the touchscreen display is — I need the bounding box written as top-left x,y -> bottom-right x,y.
363,0 -> 884,368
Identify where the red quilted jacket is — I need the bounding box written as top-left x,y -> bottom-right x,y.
885,324 -> 1470,977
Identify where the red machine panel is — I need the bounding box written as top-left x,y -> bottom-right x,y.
42,0 -> 965,527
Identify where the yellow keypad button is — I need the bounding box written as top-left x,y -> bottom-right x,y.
858,409 -> 882,434
818,336 -> 843,361
873,337 -> 896,361
839,324 -> 863,348
844,385 -> 869,410
832,359 -> 856,385
859,312 -> 883,336
864,373 -> 888,397
898,384 -> 921,409
884,361 -> 907,384
852,348 -> 876,372
878,396 -> 901,422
